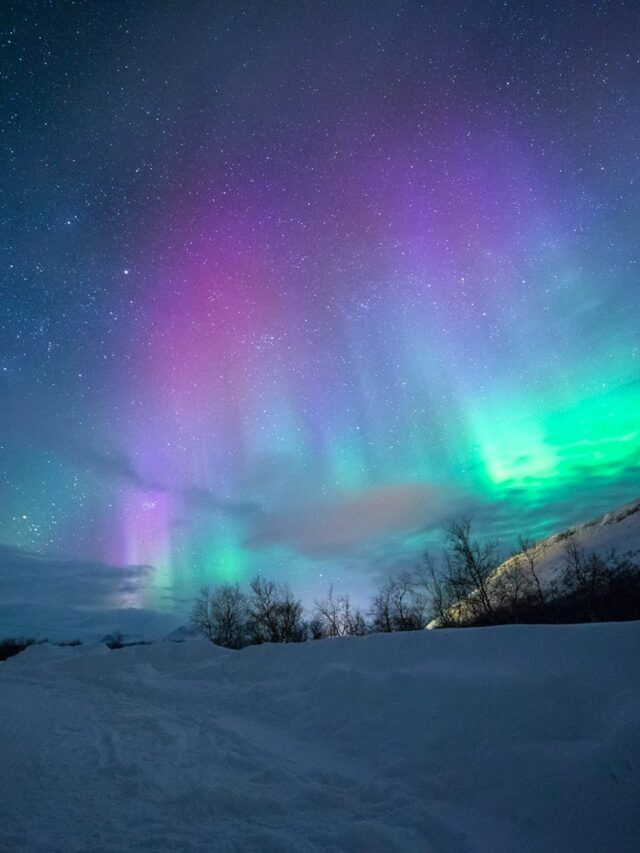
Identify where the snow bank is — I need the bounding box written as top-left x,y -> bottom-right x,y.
1,624 -> 639,852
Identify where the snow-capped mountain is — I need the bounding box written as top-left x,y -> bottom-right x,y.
494,496 -> 640,587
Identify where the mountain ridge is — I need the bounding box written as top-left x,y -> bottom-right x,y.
493,495 -> 640,588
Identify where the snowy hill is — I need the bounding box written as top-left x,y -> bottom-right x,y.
493,496 -> 640,588
1,625 -> 639,852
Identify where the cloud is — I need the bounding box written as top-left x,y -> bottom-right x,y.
0,545 -> 182,640
246,481 -> 465,557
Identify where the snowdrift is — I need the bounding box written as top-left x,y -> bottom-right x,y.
1,624 -> 639,852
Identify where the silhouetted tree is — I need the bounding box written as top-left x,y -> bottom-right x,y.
313,586 -> 368,637
247,576 -> 305,643
422,553 -> 456,627
191,584 -> 248,648
307,614 -> 328,640
443,519 -> 500,624
370,572 -> 429,632
518,536 -> 545,606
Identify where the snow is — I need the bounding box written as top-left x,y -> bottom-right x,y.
0,543 -> 185,643
1,624 -> 639,852
492,495 -> 640,588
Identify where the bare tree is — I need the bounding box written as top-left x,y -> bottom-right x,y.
444,519 -> 499,624
191,587 -> 216,641
370,579 -> 394,633
247,576 -> 305,643
518,536 -> 545,606
489,536 -> 546,622
419,520 -> 502,627
562,542 -> 610,622
307,614 -> 328,640
370,572 -> 430,632
191,584 -> 248,648
390,571 -> 429,630
421,553 -> 456,628
247,577 -> 281,643
313,585 -> 342,637
344,606 -> 368,636
313,586 -> 368,637
277,587 -> 306,643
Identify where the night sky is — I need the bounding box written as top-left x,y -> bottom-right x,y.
1,1 -> 639,623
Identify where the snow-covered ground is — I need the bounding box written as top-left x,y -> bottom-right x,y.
1,624 -> 639,852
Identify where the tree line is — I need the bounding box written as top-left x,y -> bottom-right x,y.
191,519 -> 640,648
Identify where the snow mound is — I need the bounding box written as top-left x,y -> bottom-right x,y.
163,623 -> 201,642
1,625 -> 639,852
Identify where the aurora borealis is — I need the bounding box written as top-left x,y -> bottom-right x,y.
1,1 -> 639,620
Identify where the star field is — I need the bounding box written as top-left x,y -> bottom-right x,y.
1,0 -> 639,609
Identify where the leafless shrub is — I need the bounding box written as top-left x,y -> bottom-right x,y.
191,584 -> 248,648
247,576 -> 305,643
370,571 -> 430,632
313,586 -> 368,637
